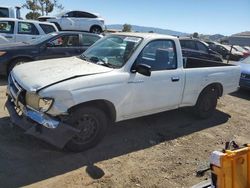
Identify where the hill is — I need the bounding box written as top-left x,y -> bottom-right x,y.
106,24 -> 188,36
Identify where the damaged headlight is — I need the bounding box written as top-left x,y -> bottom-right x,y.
26,92 -> 53,112
39,98 -> 54,112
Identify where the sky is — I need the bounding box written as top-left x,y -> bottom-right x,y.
1,0 -> 249,35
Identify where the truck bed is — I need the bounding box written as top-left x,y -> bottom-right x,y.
184,57 -> 234,69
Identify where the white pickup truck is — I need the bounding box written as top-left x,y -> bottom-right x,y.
6,33 -> 241,152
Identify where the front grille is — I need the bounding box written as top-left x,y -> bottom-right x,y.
8,74 -> 26,105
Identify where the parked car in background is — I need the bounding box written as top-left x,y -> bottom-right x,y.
0,6 -> 21,18
208,43 -> 244,61
38,10 -> 105,34
179,37 -> 223,63
233,56 -> 250,89
6,33 -> 240,151
233,45 -> 250,58
0,31 -> 102,75
0,18 -> 58,43
243,46 -> 250,51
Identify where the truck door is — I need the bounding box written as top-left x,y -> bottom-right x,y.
124,40 -> 184,117
0,20 -> 15,42
16,21 -> 40,43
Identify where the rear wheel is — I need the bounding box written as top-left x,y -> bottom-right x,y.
8,58 -> 30,75
194,86 -> 218,119
65,106 -> 108,152
90,26 -> 102,34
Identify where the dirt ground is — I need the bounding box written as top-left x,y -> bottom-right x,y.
0,77 -> 249,188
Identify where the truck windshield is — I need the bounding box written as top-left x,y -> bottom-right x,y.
0,8 -> 9,17
81,35 -> 142,68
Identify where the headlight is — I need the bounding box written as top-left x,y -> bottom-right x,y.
26,92 -> 53,112
0,51 -> 6,56
39,98 -> 54,112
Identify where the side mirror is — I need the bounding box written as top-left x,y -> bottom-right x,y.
208,48 -> 213,54
46,42 -> 54,48
132,64 -> 151,77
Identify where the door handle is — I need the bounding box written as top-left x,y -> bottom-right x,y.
5,36 -> 13,39
171,76 -> 180,82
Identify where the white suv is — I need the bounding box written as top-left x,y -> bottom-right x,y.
39,11 -> 105,34
0,18 -> 58,43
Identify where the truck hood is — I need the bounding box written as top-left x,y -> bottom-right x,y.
12,56 -> 113,92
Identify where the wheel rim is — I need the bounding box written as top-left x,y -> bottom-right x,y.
72,114 -> 99,144
92,27 -> 101,34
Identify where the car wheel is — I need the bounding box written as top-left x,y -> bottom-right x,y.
65,106 -> 108,152
8,58 -> 30,75
194,86 -> 218,119
90,26 -> 102,34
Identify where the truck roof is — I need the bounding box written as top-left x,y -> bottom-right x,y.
0,18 -> 56,25
112,32 -> 177,40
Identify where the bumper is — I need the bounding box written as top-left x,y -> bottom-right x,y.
5,98 -> 79,149
240,78 -> 250,89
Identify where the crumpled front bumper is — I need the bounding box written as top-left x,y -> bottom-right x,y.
5,98 -> 79,149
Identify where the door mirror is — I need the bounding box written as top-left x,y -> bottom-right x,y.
208,48 -> 214,54
46,42 -> 54,48
133,64 -> 151,77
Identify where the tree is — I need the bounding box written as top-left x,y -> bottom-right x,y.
38,0 -> 63,16
193,32 -> 199,38
122,24 -> 132,32
22,0 -> 41,19
26,11 -> 41,20
23,0 -> 64,19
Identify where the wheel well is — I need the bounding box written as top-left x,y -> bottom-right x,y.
90,25 -> 102,32
68,100 -> 116,123
7,56 -> 33,73
201,83 -> 223,98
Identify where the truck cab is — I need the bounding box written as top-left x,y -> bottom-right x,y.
0,6 -> 21,19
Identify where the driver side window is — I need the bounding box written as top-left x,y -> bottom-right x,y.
49,35 -> 80,47
136,40 -> 177,71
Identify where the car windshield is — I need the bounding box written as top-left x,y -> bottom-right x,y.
233,45 -> 246,52
241,56 -> 250,64
222,45 -> 238,53
25,33 -> 58,45
80,35 -> 142,68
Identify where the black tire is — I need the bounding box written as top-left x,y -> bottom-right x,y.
194,86 -> 218,119
7,58 -> 30,75
90,26 -> 102,34
65,106 -> 108,152
52,22 -> 62,31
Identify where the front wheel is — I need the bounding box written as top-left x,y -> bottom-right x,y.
65,106 -> 108,152
194,87 -> 218,119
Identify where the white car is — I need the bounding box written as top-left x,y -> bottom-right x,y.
0,18 -> 58,43
6,33 -> 240,152
39,10 -> 105,34
0,6 -> 21,18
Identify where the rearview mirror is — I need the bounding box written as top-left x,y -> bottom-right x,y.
133,64 -> 151,77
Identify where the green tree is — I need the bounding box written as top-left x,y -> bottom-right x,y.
122,24 -> 132,32
22,0 -> 41,19
23,0 -> 64,19
193,32 -> 199,38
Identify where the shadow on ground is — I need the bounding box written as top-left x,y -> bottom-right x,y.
0,109 -> 230,187
0,76 -> 7,86
230,88 -> 250,100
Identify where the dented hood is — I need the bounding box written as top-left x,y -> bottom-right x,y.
12,56 -> 112,92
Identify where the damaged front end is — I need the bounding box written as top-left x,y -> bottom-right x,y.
5,74 -> 79,149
